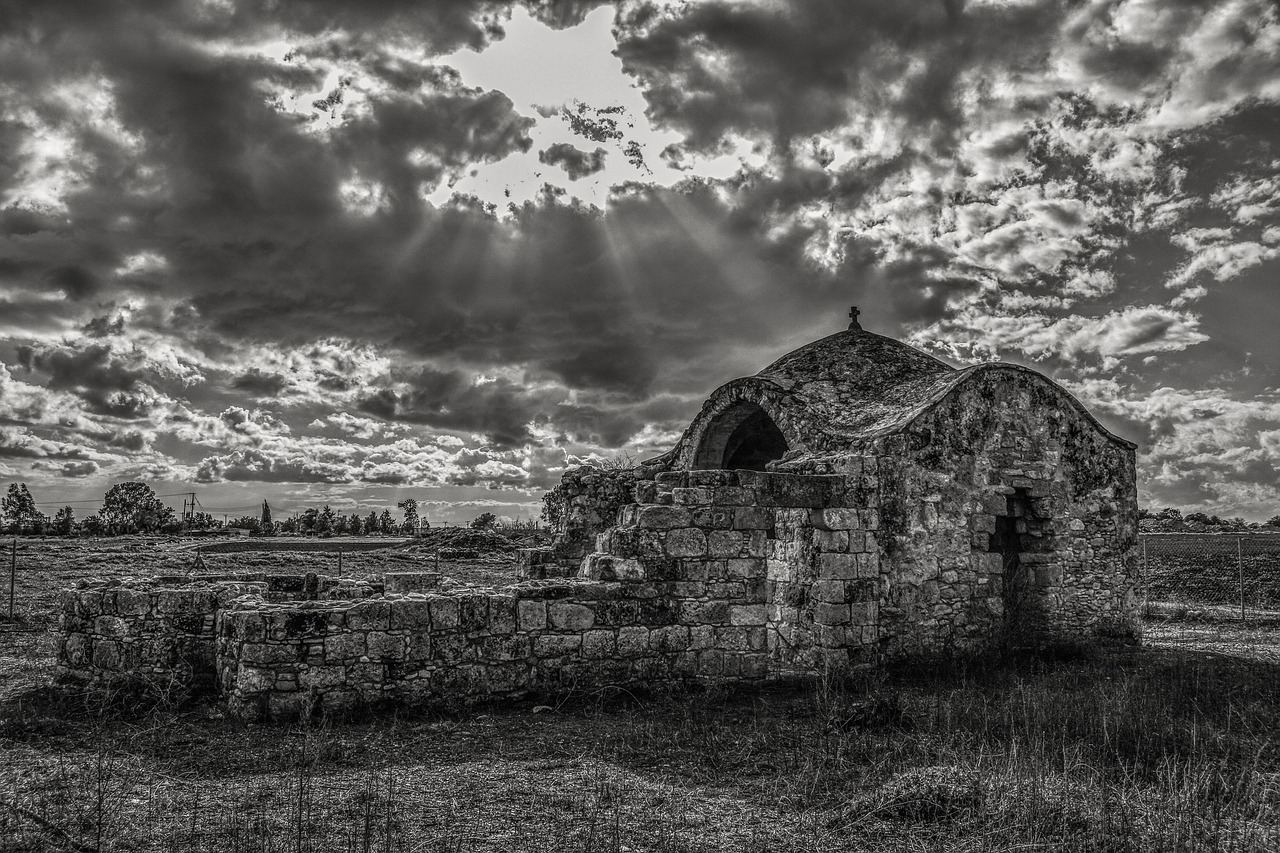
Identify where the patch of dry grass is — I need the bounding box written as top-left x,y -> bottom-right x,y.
1,644 -> 1277,852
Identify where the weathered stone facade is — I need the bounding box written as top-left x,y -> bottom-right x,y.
562,321 -> 1140,663
54,320 -> 1139,718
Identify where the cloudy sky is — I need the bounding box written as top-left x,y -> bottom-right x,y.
1,0 -> 1278,524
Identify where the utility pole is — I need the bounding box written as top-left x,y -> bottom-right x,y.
180,492 -> 197,524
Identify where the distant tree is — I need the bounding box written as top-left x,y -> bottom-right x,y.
347,513 -> 363,535
397,498 -> 419,535
279,515 -> 299,534
470,512 -> 496,530
100,481 -> 176,534
2,483 -> 39,533
1140,507 -> 1186,533
229,516 -> 261,533
51,506 -> 75,536
1267,515 -> 1280,528
80,514 -> 105,536
333,514 -> 349,536
260,501 -> 273,535
299,508 -> 319,536
318,505 -> 336,537
186,511 -> 219,531
378,509 -> 395,534
365,511 -> 379,535
540,490 -> 564,529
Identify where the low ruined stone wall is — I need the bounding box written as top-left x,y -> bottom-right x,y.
215,578 -> 765,720
543,465 -> 638,568
56,572 -> 402,695
382,572 -> 442,594
57,578 -> 265,694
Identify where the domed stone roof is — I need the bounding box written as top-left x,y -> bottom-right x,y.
661,311 -> 1132,472
756,328 -> 954,393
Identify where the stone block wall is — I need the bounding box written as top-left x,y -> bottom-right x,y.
57,572 -> 391,694
592,469 -> 882,674
868,367 -> 1140,654
214,578 -> 757,720
542,465 -> 637,568
57,577 -> 264,694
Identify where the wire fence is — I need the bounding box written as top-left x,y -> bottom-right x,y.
1140,533 -> 1280,662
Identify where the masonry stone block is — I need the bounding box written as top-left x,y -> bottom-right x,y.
714,627 -> 751,652
236,665 -> 276,694
849,601 -> 877,625
479,634 -> 528,661
725,558 -> 764,579
729,605 -> 766,626
713,486 -> 755,506
650,625 -> 690,652
692,506 -> 734,529
672,487 -> 715,505
325,632 -> 366,660
389,600 -> 432,632
818,553 -> 859,580
429,598 -> 459,630
299,665 -> 345,689
347,601 -> 391,632
90,640 -> 122,671
636,505 -> 693,529
534,634 -> 581,657
517,599 -> 547,631
367,633 -> 405,660
706,529 -> 746,558
582,630 -> 616,659
733,507 -> 774,530
548,601 -> 595,631
688,470 -> 736,488
489,596 -> 518,635
94,615 -> 129,638
616,626 -> 650,657
816,508 -> 857,530
666,528 -> 708,557
680,600 -> 728,624
815,530 -> 848,553
689,624 -> 716,650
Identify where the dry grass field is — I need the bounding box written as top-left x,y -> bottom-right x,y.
1,538 -> 1278,852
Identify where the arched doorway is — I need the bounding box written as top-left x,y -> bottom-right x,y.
693,402 -> 789,471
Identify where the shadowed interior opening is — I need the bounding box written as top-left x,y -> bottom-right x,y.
693,402 -> 789,471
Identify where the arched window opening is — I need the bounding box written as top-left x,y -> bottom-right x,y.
693,402 -> 789,471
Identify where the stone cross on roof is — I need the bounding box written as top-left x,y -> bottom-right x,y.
848,306 -> 862,331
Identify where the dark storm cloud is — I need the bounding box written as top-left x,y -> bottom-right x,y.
539,142 -> 608,179
232,369 -> 289,397
614,0 -> 1062,151
357,366 -> 570,447
46,266 -> 101,301
17,342 -> 163,419
81,315 -> 126,338
24,344 -> 142,395
59,460 -> 99,477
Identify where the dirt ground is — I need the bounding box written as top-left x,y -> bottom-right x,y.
1,538 -> 1278,852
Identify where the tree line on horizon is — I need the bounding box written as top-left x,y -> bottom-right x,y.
1138,507 -> 1280,532
0,481 -> 514,537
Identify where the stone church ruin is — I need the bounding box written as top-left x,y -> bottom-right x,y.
56,312 -> 1141,719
